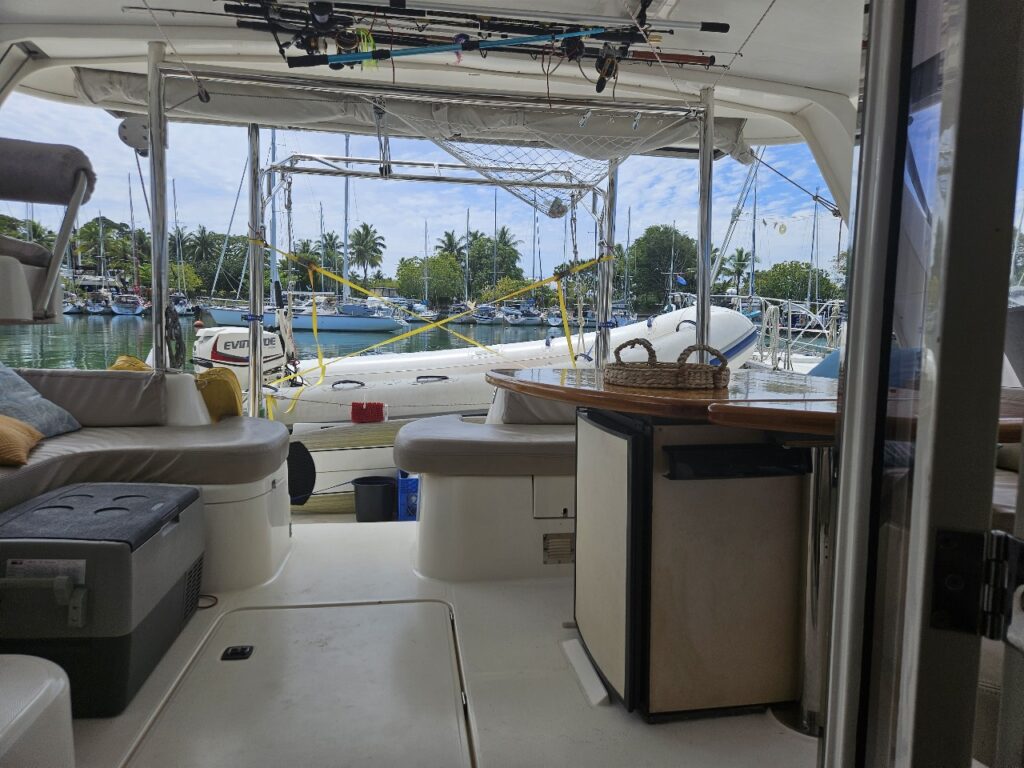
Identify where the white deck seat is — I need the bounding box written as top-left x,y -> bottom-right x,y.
0,418 -> 289,512
0,655 -> 75,768
0,138 -> 95,324
393,414 -> 575,476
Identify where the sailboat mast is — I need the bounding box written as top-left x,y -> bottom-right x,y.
343,133 -> 351,301
625,206 -> 632,305
668,219 -> 676,295
423,219 -> 429,302
98,212 -> 105,287
492,189 -> 497,287
128,173 -> 139,293
319,202 -> 325,295
751,166 -> 758,297
464,208 -> 470,302
532,192 -> 537,282
269,127 -> 280,291
171,179 -> 185,294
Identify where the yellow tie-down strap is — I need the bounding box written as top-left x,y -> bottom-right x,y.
250,238 -> 608,415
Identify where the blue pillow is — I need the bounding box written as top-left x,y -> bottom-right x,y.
0,363 -> 81,438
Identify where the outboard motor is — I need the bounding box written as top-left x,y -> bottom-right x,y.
192,327 -> 287,389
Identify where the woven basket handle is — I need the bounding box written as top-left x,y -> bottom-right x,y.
678,344 -> 728,365
614,337 -> 658,365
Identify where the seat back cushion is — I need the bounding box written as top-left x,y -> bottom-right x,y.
0,363 -> 80,437
487,388 -> 577,425
0,415 -> 43,466
15,368 -> 167,427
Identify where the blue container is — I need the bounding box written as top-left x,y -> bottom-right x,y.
397,471 -> 419,521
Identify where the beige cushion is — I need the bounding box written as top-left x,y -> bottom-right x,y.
0,234 -> 51,268
394,414 -> 575,476
0,415 -> 43,466
0,416 -> 289,511
487,389 -> 577,425
15,368 -> 167,427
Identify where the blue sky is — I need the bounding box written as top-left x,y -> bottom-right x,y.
3,91 -> 852,279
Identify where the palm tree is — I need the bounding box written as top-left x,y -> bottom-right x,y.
349,222 -> 385,283
186,225 -> 219,264
722,247 -> 754,292
495,226 -> 521,250
435,230 -> 464,258
317,231 -> 343,270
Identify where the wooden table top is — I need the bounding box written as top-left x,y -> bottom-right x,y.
708,388 -> 1024,442
485,367 -> 840,421
487,368 -> 1024,443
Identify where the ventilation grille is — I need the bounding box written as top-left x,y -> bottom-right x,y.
543,533 -> 575,565
183,556 -> 203,622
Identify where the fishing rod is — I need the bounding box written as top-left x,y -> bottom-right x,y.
286,26 -> 605,68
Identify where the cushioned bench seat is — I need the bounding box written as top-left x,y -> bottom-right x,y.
0,417 -> 289,511
394,414 -> 575,476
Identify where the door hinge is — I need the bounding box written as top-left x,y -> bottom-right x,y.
931,529 -> 1024,641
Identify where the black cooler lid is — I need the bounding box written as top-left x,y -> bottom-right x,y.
0,483 -> 200,551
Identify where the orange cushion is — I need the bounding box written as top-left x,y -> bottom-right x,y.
0,414 -> 44,466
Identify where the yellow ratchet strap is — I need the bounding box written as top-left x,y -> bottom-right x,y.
556,279 -> 576,369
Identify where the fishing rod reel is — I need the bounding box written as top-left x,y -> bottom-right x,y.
594,43 -> 619,94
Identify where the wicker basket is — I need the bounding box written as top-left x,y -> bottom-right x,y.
604,339 -> 730,390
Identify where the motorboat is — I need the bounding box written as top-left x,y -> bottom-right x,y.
61,291 -> 84,315
111,293 -> 146,316
471,305 -> 502,325
171,291 -> 197,316
405,302 -> 440,323
1,1 -> 1019,767
504,306 -> 545,326
83,290 -> 111,315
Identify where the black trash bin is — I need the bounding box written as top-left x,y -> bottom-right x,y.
353,476 -> 397,522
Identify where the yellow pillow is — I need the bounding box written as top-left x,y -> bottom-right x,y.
195,368 -> 243,423
109,355 -> 152,371
0,414 -> 44,466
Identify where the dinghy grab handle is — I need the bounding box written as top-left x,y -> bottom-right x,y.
415,375 -> 450,384
331,379 -> 366,389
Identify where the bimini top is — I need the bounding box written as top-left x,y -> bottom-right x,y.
0,0 -> 863,214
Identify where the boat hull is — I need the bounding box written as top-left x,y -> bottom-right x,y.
264,306 -> 757,425
204,306 -> 403,333
111,304 -> 145,316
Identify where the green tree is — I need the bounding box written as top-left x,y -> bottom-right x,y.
628,224 -> 697,312
479,275 -> 531,304
186,225 -> 219,265
140,261 -> 203,293
396,252 -> 463,306
466,233 -> 524,297
434,230 -> 465,259
349,222 -> 385,283
754,260 -> 842,301
316,231 -> 343,273
720,247 -> 755,293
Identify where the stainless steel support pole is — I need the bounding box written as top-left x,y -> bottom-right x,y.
595,159 -> 619,367
696,87 -> 714,363
798,445 -> 835,735
247,124 -> 264,417
147,41 -> 168,370
343,133 -> 351,301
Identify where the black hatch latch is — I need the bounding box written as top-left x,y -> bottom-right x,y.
931,529 -> 1024,642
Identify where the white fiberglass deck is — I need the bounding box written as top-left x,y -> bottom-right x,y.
74,523 -> 817,768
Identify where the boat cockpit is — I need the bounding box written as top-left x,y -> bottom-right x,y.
1,0 -> 1023,766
